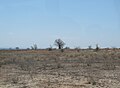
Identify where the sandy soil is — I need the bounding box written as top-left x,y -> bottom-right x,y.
0,49 -> 120,88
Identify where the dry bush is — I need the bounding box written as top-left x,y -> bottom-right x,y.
0,49 -> 120,88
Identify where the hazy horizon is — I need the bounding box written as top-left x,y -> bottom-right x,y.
0,0 -> 120,48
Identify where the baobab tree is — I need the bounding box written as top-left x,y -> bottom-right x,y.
54,39 -> 65,49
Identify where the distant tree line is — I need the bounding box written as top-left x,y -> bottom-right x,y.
7,38 -> 120,51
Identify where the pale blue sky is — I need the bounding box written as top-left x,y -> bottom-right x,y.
0,0 -> 120,48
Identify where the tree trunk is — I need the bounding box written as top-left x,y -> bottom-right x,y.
59,45 -> 61,49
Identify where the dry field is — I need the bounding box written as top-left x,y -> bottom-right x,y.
0,49 -> 120,88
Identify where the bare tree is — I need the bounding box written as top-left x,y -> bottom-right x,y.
95,44 -> 99,51
48,45 -> 52,51
16,47 -> 19,50
31,44 -> 37,50
88,45 -> 92,50
54,39 -> 65,49
75,47 -> 80,52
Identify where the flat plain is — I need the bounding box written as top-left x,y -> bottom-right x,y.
0,49 -> 120,88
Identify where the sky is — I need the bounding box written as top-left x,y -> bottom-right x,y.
0,0 -> 120,49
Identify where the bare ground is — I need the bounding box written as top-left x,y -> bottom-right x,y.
0,49 -> 120,88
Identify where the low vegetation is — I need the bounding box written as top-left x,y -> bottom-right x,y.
0,49 -> 120,88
